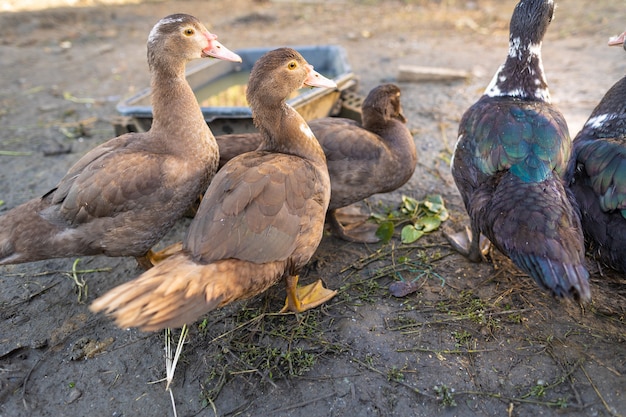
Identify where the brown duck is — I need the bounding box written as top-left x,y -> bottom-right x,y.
216,83 -> 416,243
0,14 -> 241,268
91,48 -> 338,331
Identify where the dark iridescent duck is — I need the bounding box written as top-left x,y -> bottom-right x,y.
567,31 -> 626,274
91,48 -> 338,331
447,0 -> 590,300
216,83 -> 416,243
0,14 -> 241,268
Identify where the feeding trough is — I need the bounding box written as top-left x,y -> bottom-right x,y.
113,45 -> 359,136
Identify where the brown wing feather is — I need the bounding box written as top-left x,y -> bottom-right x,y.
60,154 -> 164,221
186,151 -> 318,264
47,134 -> 135,203
41,135 -> 170,226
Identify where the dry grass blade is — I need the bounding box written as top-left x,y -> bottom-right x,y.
165,325 -> 188,391
580,364 -> 623,417
65,258 -> 88,303
0,150 -> 33,156
150,325 -> 190,417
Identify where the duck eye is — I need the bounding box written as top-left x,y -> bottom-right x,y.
184,28 -> 194,36
287,61 -> 298,70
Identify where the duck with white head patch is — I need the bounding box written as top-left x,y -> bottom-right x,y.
0,14 -> 241,269
567,30 -> 626,274
445,0 -> 591,301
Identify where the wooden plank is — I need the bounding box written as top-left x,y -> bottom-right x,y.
397,65 -> 470,83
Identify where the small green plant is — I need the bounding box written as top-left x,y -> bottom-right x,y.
436,301 -> 450,313
555,397 -> 568,408
387,366 -> 405,382
530,382 -> 546,398
356,278 -> 384,303
524,379 -> 555,400
507,312 -> 523,324
466,299 -> 486,324
433,384 -> 457,407
452,330 -> 472,348
281,347 -> 316,376
372,194 -> 449,243
197,318 -> 209,335
236,343 -> 317,379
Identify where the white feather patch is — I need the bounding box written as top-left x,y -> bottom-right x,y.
528,42 -> 542,58
484,65 -> 504,97
148,16 -> 186,44
300,123 -> 315,140
585,113 -> 615,129
508,37 -> 522,59
450,135 -> 462,170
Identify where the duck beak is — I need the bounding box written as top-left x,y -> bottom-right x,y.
608,31 -> 626,47
202,33 -> 242,62
303,64 -> 337,89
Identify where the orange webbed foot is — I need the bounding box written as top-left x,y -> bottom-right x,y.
280,275 -> 337,313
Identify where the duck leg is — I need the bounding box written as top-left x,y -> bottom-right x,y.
135,253 -> 155,270
327,207 -> 380,243
135,241 -> 184,269
280,274 -> 337,313
443,225 -> 490,262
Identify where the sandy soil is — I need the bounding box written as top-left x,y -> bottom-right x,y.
0,1 -> 625,416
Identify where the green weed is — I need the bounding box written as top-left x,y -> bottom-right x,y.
372,194 -> 449,244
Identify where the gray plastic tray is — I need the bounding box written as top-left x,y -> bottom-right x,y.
115,45 -> 357,135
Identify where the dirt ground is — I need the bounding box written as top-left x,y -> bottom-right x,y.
0,0 -> 625,416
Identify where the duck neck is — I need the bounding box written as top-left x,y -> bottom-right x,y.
484,39 -> 550,103
363,111 -> 416,170
255,102 -> 326,165
149,59 -> 211,146
384,121 -> 417,169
